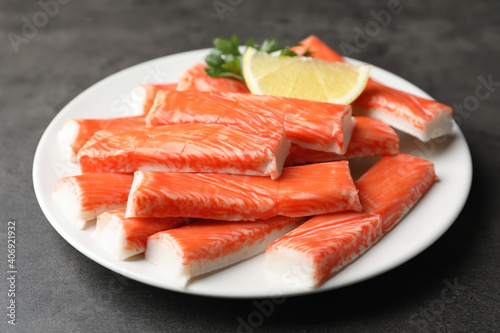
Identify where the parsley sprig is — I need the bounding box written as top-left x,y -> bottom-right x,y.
204,35 -> 310,81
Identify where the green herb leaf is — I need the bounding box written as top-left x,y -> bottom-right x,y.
280,49 -> 298,57
213,36 -> 240,55
204,35 -> 305,81
260,39 -> 284,53
205,49 -> 224,67
302,48 -> 314,57
245,38 -> 256,48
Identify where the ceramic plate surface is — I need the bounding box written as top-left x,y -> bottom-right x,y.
33,49 -> 472,298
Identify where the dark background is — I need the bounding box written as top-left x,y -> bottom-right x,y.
1,0 -> 499,332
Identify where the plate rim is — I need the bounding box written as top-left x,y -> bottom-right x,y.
33,48 -> 473,298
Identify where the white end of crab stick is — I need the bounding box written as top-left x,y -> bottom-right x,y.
266,212 -> 382,287
53,174 -> 134,230
93,208 -> 188,260
352,80 -> 454,142
354,104 -> 453,142
53,177 -> 94,229
139,83 -> 177,114
145,216 -> 307,287
340,114 -> 355,155
58,119 -> 80,163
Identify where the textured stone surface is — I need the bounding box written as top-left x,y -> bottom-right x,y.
0,0 -> 499,332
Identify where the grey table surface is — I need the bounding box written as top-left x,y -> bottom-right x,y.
1,0 -> 499,332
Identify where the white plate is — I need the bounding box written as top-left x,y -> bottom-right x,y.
33,49 -> 472,298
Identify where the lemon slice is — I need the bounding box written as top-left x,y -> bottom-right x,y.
242,47 -> 371,104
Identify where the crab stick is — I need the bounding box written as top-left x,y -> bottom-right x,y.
284,116 -> 399,166
77,123 -> 290,179
53,173 -> 134,229
94,208 -> 188,260
355,153 -> 438,232
266,154 -> 436,287
353,80 -> 453,142
147,90 -> 355,154
293,35 -> 453,141
177,62 -> 251,93
126,161 -> 361,220
266,211 -> 382,287
58,116 -> 146,162
145,216 -> 307,287
140,83 -> 177,114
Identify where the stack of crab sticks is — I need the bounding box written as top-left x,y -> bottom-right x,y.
53,35 -> 452,288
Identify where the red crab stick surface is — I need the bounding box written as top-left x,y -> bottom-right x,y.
77,123 -> 290,179
293,35 -> 453,142
284,116 -> 399,166
266,154 -> 437,287
58,115 -> 146,162
94,208 -> 188,260
145,216 -> 307,287
177,62 -> 251,93
147,90 -> 354,154
267,211 -> 382,287
355,153 -> 437,233
53,173 -> 134,229
126,161 -> 361,221
140,83 -> 177,114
